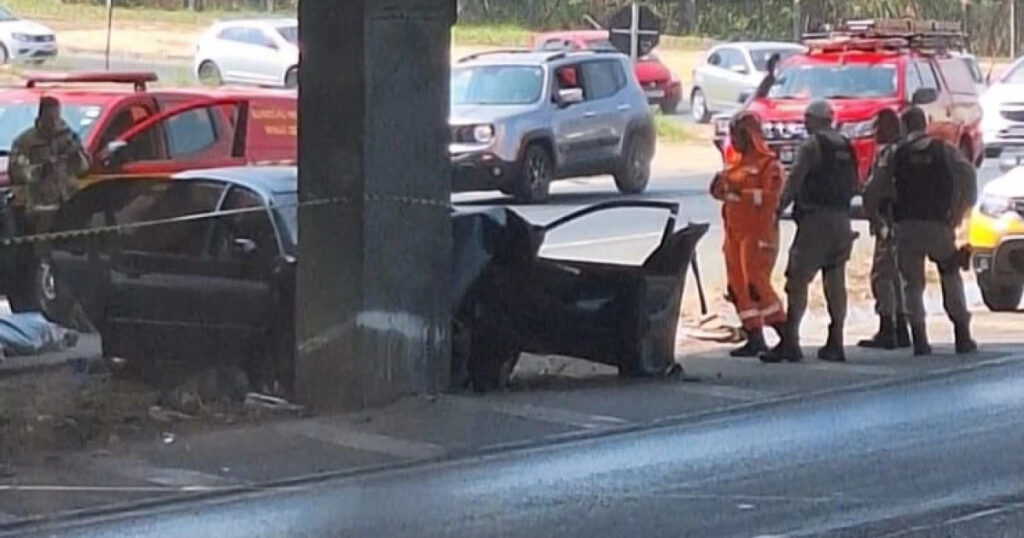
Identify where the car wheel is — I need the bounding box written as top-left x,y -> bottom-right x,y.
284,66 -> 298,89
0,45 -> 8,65
514,144 -> 553,204
614,134 -> 651,195
198,61 -> 223,86
660,97 -> 680,115
979,276 -> 1022,312
691,88 -> 710,124
35,257 -> 74,327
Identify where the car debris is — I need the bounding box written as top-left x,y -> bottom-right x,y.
243,392 -> 304,414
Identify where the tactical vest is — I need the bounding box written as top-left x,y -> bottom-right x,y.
796,133 -> 856,214
893,137 -> 954,223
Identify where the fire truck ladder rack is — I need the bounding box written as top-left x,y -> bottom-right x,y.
802,18 -> 967,54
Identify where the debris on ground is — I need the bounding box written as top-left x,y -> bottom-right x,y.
243,393 -> 304,414
682,313 -> 745,343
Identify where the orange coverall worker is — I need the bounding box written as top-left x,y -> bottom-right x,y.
710,113 -> 786,356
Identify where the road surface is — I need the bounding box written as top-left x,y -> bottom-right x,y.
22,355 -> 1024,537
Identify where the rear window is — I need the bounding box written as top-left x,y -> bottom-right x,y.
277,25 -> 298,45
750,48 -> 802,72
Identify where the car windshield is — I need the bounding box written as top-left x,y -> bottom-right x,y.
277,25 -> 298,45
451,65 -> 544,106
1001,61 -> 1024,84
0,101 -> 103,153
0,7 -> 17,22
750,48 -> 802,72
768,64 -> 897,99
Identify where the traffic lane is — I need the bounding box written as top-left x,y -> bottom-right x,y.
34,358 -> 1024,538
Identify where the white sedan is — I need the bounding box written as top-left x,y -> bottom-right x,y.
194,18 -> 299,88
0,6 -> 57,64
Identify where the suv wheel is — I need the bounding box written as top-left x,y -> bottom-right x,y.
514,144 -> 552,204
614,134 -> 651,195
285,67 -> 298,89
660,97 -> 680,115
691,88 -> 710,123
979,275 -> 1022,312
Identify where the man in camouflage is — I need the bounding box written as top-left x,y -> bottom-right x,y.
8,96 -> 90,235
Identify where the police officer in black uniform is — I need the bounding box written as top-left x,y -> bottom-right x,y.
864,106 -> 977,355
761,100 -> 859,363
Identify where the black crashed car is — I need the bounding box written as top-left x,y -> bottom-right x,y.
48,166 -> 708,392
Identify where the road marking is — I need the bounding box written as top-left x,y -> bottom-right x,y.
448,396 -> 629,429
544,231 -> 663,250
93,457 -> 237,490
278,420 -> 447,460
659,382 -> 779,402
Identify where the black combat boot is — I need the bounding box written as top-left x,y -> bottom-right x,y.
911,324 -> 932,356
954,321 -> 978,355
895,314 -> 911,349
857,316 -> 896,349
760,323 -> 803,363
731,328 -> 768,357
818,324 -> 846,362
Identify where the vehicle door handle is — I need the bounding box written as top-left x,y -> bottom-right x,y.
583,111 -> 597,118
617,104 -> 631,111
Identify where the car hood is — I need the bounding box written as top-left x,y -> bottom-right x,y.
746,96 -> 903,123
450,104 -> 536,125
0,19 -> 53,35
982,83 -> 1024,107
983,167 -> 1024,198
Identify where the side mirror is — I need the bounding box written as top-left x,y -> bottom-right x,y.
911,88 -> 939,105
97,140 -> 128,170
730,64 -> 749,75
233,237 -> 257,256
556,87 -> 584,107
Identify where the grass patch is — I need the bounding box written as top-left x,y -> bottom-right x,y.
452,24 -> 532,47
655,115 -> 704,144
7,0 -> 282,27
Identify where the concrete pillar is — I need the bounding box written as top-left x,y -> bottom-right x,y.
296,0 -> 456,411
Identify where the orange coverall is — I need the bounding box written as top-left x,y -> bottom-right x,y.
711,116 -> 786,332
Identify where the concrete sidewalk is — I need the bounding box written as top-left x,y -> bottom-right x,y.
0,310 -> 1021,532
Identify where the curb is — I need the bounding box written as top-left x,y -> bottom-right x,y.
3,350 -> 1023,536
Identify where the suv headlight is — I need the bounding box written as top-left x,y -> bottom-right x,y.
840,119 -> 875,139
978,194 -> 1014,218
11,33 -> 32,42
472,124 -> 495,144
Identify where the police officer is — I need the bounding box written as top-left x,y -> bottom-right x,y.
8,96 -> 89,235
761,100 -> 858,363
858,109 -> 911,349
864,106 -> 976,356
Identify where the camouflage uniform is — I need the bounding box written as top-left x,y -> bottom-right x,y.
8,119 -> 89,235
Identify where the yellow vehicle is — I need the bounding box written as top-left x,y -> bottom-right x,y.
968,165 -> 1024,311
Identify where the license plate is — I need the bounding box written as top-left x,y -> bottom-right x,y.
778,147 -> 795,164
646,89 -> 665,99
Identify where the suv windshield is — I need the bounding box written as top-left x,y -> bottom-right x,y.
0,7 -> 16,22
750,48 -> 801,72
452,65 -> 544,106
1001,61 -> 1024,84
0,101 -> 103,152
768,64 -> 897,99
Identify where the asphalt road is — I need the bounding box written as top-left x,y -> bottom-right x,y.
24,356 -> 1024,538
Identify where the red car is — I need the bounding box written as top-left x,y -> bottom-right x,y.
531,30 -> 683,114
0,71 -> 296,188
712,20 -> 983,184
0,71 -> 296,315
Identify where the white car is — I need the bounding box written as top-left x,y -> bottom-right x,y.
0,6 -> 56,64
981,56 -> 1024,162
194,18 -> 299,88
690,42 -> 805,123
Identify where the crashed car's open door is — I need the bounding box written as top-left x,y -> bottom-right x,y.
520,201 -> 708,376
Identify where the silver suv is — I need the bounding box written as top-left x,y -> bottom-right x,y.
450,50 -> 655,203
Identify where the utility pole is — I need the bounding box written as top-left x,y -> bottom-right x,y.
630,1 -> 640,65
793,0 -> 801,41
1013,0 -> 1018,60
104,0 -> 113,70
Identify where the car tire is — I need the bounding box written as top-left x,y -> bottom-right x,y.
691,88 -> 711,124
284,66 -> 298,89
198,61 -> 223,86
34,257 -> 75,327
659,97 -> 680,115
979,276 -> 1022,312
0,45 -> 10,65
614,134 -> 651,195
514,144 -> 553,204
